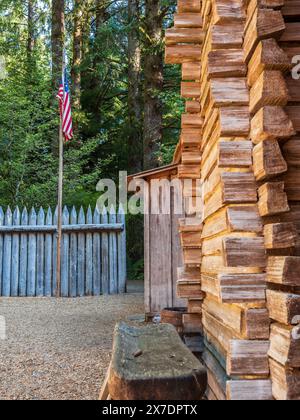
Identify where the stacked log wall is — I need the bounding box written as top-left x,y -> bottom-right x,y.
166,0 -> 300,400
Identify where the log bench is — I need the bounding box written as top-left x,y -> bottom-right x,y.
100,322 -> 207,400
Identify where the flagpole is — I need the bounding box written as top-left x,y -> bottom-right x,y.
56,117 -> 64,298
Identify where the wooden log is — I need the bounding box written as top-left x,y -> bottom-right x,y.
165,45 -> 202,64
109,323 -> 207,400
284,168 -> 300,201
211,23 -> 244,49
203,296 -> 243,335
181,113 -> 203,129
244,9 -> 285,62
267,256 -> 300,287
212,0 -> 246,24
258,182 -> 289,217
109,207 -> 118,294
185,101 -> 201,114
264,223 -> 298,250
182,62 -> 201,80
36,208 -> 45,297
251,106 -> 296,144
27,208 -> 37,297
286,106 -> 300,132
11,207 -> 20,297
286,76 -> 300,103
249,70 -> 289,114
177,266 -> 201,285
248,39 -> 290,87
61,206 -> 70,296
227,380 -> 273,401
218,141 -> 252,168
180,230 -> 202,248
44,208 -> 53,297
19,208 -> 28,297
182,150 -> 201,165
219,107 -> 250,136
85,206 -> 93,295
245,308 -> 270,340
211,78 -> 249,107
203,350 -> 227,401
227,340 -> 270,377
269,323 -> 300,368
77,207 -> 85,297
69,207 -> 78,297
93,207 -> 101,295
174,13 -> 202,28
208,49 -> 247,78
253,139 -> 287,181
188,299 -> 203,314
181,129 -> 202,148
202,205 -> 263,239
223,237 -> 266,268
183,313 -> 202,334
267,289 -> 300,325
118,205 -> 127,294
101,207 -> 109,295
227,206 -> 263,233
219,273 -> 266,303
280,23 -> 300,42
165,28 -> 204,45
181,82 -> 201,98
269,358 -> 300,400
282,0 -> 300,18
183,247 -> 202,267
283,137 -> 300,167
178,164 -> 201,179
178,0 -> 201,13
222,172 -> 257,204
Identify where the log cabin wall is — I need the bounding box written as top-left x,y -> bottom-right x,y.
166,0 -> 300,400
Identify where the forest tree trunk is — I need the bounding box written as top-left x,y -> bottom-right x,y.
143,0 -> 164,170
72,0 -> 83,110
51,0 -> 65,90
128,0 -> 142,173
27,0 -> 35,59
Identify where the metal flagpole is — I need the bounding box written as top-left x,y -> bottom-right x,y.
56,59 -> 65,299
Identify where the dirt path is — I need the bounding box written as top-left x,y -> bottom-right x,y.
0,284 -> 144,400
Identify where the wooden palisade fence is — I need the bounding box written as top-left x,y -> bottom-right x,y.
0,205 -> 126,297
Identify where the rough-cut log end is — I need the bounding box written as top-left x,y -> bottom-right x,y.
109,322 -> 207,400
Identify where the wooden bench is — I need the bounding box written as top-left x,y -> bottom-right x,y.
100,322 -> 207,400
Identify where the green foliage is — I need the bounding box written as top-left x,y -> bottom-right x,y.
0,0 -> 182,279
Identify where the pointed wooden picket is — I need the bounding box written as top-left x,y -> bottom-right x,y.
36,207 -> 45,297
77,207 -> 85,297
19,208 -> 28,296
61,206 -> 70,297
85,206 -> 93,295
27,208 -> 37,297
70,207 -> 78,297
0,208 -> 5,295
93,207 -> 101,296
117,205 -> 127,294
2,207 -> 13,297
45,208 -> 53,297
101,206 -> 109,295
52,206 -> 58,296
109,206 -> 118,294
11,207 -> 21,297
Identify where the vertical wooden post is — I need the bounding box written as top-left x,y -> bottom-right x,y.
56,121 -> 64,298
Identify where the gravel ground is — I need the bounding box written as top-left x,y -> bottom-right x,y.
0,282 -> 144,400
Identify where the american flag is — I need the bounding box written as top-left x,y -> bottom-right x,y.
57,69 -> 73,141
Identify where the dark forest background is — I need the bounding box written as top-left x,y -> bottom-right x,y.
0,0 -> 183,279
